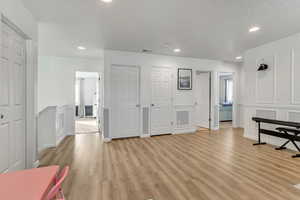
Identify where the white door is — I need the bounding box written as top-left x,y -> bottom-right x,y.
111,65 -> 140,138
194,72 -> 210,128
151,67 -> 173,135
0,22 -> 26,172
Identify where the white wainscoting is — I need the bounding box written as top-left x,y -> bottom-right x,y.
244,32 -> 300,151
291,48 -> 300,104
243,104 -> 300,151
38,105 -> 75,152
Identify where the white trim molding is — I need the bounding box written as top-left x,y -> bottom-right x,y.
140,134 -> 151,138
173,128 -> 197,135
1,14 -> 39,169
291,48 -> 300,105
33,160 -> 40,168
103,138 -> 112,142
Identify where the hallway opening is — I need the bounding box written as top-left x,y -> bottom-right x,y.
75,71 -> 100,134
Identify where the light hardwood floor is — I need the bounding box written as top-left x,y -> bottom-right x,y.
75,118 -> 98,134
39,128 -> 300,200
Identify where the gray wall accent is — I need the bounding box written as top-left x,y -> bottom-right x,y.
142,107 -> 149,135
103,108 -> 109,138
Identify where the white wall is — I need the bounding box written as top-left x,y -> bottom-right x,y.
243,32 -> 300,150
104,50 -> 241,139
1,0 -> 38,168
0,0 -> 37,41
38,56 -> 103,112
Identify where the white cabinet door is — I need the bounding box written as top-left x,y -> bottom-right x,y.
194,72 -> 210,128
151,67 -> 173,135
111,65 -> 140,138
0,22 -> 26,172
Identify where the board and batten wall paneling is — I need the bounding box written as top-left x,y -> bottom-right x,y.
256,55 -> 276,104
275,49 -> 292,104
243,32 -> 300,150
292,47 -> 300,104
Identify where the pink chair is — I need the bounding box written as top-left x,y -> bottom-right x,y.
45,166 -> 69,200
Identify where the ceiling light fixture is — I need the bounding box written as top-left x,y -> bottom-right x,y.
249,26 -> 260,33
174,48 -> 181,53
77,46 -> 86,50
236,56 -> 242,60
101,0 -> 112,3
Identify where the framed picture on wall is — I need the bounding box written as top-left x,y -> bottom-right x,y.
178,68 -> 192,90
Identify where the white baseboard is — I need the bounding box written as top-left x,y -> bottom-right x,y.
103,137 -> 112,142
211,127 -> 219,131
244,134 -> 257,141
67,132 -> 75,136
140,134 -> 150,138
56,134 -> 68,146
33,160 -> 40,168
173,128 -> 197,134
38,143 -> 55,153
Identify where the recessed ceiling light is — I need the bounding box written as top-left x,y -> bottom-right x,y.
101,0 -> 112,3
249,26 -> 260,33
77,46 -> 86,50
174,48 -> 181,53
236,56 -> 242,60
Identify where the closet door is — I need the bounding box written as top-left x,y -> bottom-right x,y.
111,65 -> 140,138
151,67 -> 173,135
0,22 -> 26,172
194,72 -> 210,128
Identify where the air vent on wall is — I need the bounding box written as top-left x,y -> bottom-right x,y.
176,111 -> 189,127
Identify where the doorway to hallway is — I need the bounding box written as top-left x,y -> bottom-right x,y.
75,71 -> 100,134
218,72 -> 234,129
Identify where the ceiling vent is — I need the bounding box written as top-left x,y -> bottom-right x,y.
142,49 -> 152,53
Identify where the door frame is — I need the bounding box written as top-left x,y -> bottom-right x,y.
73,71 -> 101,134
1,14 -> 38,169
110,64 -> 141,138
194,71 -> 212,130
216,72 -> 237,129
150,66 -> 174,136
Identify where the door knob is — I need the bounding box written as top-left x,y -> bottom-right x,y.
136,104 -> 141,108
151,104 -> 155,107
0,114 -> 4,119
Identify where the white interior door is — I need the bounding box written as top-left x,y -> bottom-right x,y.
0,22 -> 26,172
111,65 -> 140,138
194,72 -> 210,128
151,67 -> 173,135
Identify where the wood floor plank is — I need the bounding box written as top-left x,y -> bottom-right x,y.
39,128 -> 300,200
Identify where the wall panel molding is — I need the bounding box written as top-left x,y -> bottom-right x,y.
288,110 -> 300,122
255,55 -> 276,104
243,103 -> 300,111
291,48 -> 300,104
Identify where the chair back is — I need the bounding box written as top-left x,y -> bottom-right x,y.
45,166 -> 69,200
